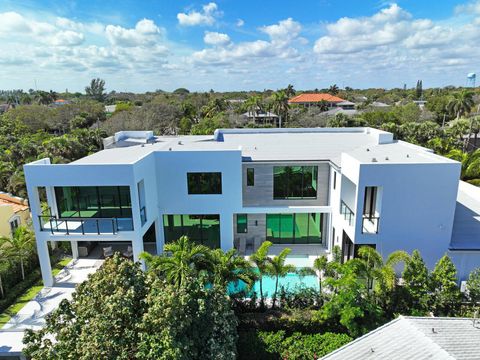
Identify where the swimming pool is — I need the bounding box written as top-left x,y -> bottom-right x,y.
228,270 -> 319,298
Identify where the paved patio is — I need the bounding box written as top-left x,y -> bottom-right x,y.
0,257 -> 103,357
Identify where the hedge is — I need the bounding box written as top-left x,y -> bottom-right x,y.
237,330 -> 352,360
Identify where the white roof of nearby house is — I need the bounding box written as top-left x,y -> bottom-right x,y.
105,104 -> 116,112
55,128 -> 456,167
370,101 -> 390,107
322,108 -> 359,116
322,316 -> 480,360
337,100 -> 356,106
450,181 -> 480,251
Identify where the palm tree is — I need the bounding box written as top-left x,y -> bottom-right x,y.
140,236 -> 212,287
266,248 -> 295,308
447,90 -> 474,120
312,255 -> 328,293
447,149 -> 480,181
0,226 -> 36,280
249,240 -> 272,308
245,95 -> 264,122
209,248 -> 256,289
285,84 -> 296,98
270,90 -> 289,127
328,84 -> 339,95
0,246 -> 10,298
203,98 -> 227,118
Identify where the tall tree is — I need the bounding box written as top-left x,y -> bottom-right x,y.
415,80 -> 423,100
249,240 -> 272,308
270,90 -> 289,127
430,254 -> 461,316
266,247 -> 295,308
402,250 -> 430,314
328,84 -> 339,95
0,226 -> 35,280
466,268 -> 480,305
85,78 -> 107,102
285,84 -> 295,98
447,90 -> 474,119
208,248 -> 256,289
245,95 -> 264,120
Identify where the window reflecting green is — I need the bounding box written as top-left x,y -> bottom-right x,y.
266,213 -> 323,244
187,172 -> 222,194
237,214 -> 248,233
54,186 -> 132,218
247,168 -> 254,186
273,166 -> 318,199
163,214 -> 220,249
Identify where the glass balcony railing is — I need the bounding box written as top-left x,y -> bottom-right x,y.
38,215 -> 133,235
140,206 -> 147,226
362,216 -> 379,234
340,200 -> 355,226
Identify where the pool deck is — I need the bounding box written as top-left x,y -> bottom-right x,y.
246,244 -> 328,267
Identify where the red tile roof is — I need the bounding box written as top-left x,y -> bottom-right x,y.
0,193 -> 29,213
288,93 -> 345,104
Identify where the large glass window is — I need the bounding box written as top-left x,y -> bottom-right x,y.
163,214 -> 220,248
266,213 -> 323,244
187,172 -> 222,194
237,214 -> 248,233
54,186 -> 132,218
273,166 -> 318,199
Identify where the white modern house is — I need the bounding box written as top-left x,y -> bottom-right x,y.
23,128 -> 480,287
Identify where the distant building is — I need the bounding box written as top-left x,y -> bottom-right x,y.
0,103 -> 13,114
288,93 -> 348,108
370,101 -> 391,108
321,108 -> 358,117
413,100 -> 427,109
105,104 -> 117,113
241,110 -> 279,127
52,99 -> 71,107
322,316 -> 480,359
0,192 -> 30,238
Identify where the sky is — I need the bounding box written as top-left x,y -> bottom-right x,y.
0,0 -> 479,92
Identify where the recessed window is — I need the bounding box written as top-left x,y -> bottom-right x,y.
163,214 -> 220,248
273,166 -> 318,199
9,217 -> 20,233
247,168 -> 254,186
333,171 -> 337,190
187,172 -> 222,194
237,214 -> 248,233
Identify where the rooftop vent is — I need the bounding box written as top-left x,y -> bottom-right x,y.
366,148 -> 370,152
385,157 -> 389,161
178,141 -> 183,145
372,158 -> 378,163
407,154 -> 410,158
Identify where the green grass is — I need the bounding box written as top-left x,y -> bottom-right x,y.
0,257 -> 72,327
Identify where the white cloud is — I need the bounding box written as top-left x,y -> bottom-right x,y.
177,2 -> 221,26
236,19 -> 244,27
260,18 -> 302,45
204,31 -> 230,46
106,19 -> 162,47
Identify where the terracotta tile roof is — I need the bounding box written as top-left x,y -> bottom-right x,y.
0,193 -> 29,213
288,93 -> 345,104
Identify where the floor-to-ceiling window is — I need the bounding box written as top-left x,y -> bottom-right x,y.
54,186 -> 132,218
163,214 -> 220,248
266,213 -> 323,244
273,166 -> 318,199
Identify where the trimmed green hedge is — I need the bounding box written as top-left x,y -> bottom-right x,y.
237,330 -> 352,360
0,268 -> 42,314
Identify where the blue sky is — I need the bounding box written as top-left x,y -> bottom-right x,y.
0,0 -> 478,92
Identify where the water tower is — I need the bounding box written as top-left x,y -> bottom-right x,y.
467,73 -> 476,87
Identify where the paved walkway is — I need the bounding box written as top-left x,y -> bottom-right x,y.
0,257 -> 103,356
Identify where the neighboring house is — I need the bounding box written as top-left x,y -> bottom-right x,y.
0,103 -> 13,114
51,99 -> 71,107
105,104 -> 117,113
0,192 -> 30,237
321,108 -> 359,117
241,110 -> 280,127
413,100 -> 427,109
321,316 -> 480,359
24,127 -> 480,289
288,93 -> 353,109
369,101 -> 391,108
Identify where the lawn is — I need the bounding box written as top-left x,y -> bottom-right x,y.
0,257 -> 72,327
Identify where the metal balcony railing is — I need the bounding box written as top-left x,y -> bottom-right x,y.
362,216 -> 380,234
340,200 -> 355,226
38,215 -> 133,235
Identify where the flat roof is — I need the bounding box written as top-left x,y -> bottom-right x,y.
51,128 -> 456,167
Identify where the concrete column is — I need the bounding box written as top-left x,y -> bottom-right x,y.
220,212 -> 234,251
71,240 -> 79,259
154,217 -> 164,254
38,239 -> 53,287
132,236 -> 145,270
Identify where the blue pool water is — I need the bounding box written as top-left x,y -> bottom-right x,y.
228,271 -> 319,298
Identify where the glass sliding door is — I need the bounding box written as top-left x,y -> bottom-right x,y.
266,213 -> 323,244
163,214 -> 220,248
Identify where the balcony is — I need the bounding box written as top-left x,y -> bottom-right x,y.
340,200 -> 355,227
362,216 -> 379,234
39,215 -> 133,235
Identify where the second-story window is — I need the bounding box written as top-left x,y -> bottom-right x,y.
247,168 -> 254,186
273,166 -> 318,199
187,172 -> 222,194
